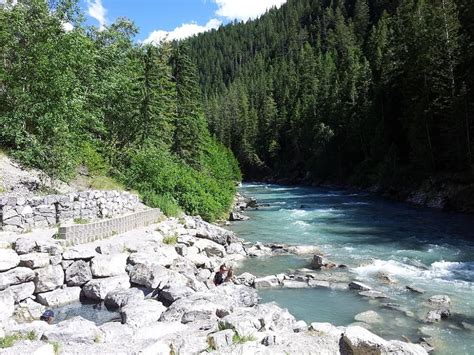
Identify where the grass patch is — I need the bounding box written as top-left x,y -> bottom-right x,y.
143,192 -> 182,217
73,218 -> 89,225
89,176 -> 125,191
51,341 -> 61,355
25,331 -> 37,341
232,334 -> 256,344
0,334 -> 21,348
163,234 -> 178,245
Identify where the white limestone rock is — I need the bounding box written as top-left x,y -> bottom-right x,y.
104,288 -> 144,309
9,281 -> 35,303
82,274 -> 130,301
65,260 -> 92,286
0,267 -> 35,290
41,316 -> 102,344
91,253 -> 128,277
19,253 -> 50,269
254,275 -> 280,288
36,287 -> 81,307
33,265 -> 64,293
121,299 -> 167,328
0,289 -> 15,321
0,248 -> 20,271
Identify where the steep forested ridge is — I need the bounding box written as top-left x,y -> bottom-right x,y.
187,0 -> 474,190
0,0 -> 240,221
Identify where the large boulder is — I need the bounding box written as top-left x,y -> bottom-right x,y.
14,238 -> 37,255
0,289 -> 15,321
120,299 -> 167,328
194,217 -> 240,245
427,295 -> 451,308
98,322 -> 134,343
219,313 -> 261,337
159,284 -> 195,305
129,263 -> 186,289
193,239 -> 226,258
90,253 -> 128,277
36,287 -> 81,307
104,288 -> 144,309
0,267 -> 35,290
42,316 -> 102,344
254,275 -> 280,288
33,265 -> 64,293
65,260 -> 92,286
9,281 -> 35,303
13,299 -> 45,322
19,253 -> 50,269
236,272 -> 256,287
0,249 -> 20,271
341,326 -> 388,355
82,274 -> 130,300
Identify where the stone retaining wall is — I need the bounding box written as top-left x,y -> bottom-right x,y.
57,209 -> 162,246
0,190 -> 141,232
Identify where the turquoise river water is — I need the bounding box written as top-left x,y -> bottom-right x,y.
231,183 -> 474,355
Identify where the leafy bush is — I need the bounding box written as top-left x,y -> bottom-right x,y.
163,234 -> 178,245
123,141 -> 239,222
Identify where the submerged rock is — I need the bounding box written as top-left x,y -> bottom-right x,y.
354,310 -> 384,324
406,285 -> 425,294
348,281 -> 372,291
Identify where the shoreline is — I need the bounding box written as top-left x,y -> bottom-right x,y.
0,200 -> 431,354
248,174 -> 474,215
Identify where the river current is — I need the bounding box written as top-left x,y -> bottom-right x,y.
231,183 -> 474,355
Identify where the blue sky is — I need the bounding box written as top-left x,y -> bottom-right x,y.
80,0 -> 287,43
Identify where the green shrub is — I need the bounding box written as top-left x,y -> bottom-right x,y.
232,334 -> 256,344
123,143 -> 239,222
80,143 -> 110,177
142,192 -> 181,217
89,176 -> 125,191
0,334 -> 21,348
73,218 -> 89,225
163,234 -> 178,245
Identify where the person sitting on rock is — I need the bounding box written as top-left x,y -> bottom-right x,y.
40,310 -> 54,324
225,267 -> 235,283
214,264 -> 227,286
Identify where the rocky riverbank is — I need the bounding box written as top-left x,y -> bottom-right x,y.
0,202 -> 429,354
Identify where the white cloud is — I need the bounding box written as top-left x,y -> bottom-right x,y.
143,18 -> 221,44
214,0 -> 287,21
86,0 -> 107,30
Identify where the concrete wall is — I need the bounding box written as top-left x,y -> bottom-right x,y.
0,190 -> 141,232
58,209 -> 162,246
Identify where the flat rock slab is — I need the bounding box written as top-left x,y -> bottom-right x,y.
19,253 -> 50,269
42,316 -> 102,344
10,281 -> 35,303
354,310 -> 384,324
254,275 -> 280,288
359,290 -> 389,299
0,249 -> 20,271
0,289 -> 15,321
36,287 -> 81,307
62,247 -> 97,260
0,267 -> 35,290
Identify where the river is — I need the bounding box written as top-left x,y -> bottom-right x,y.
231,183 -> 474,355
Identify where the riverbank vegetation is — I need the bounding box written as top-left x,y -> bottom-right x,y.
0,0 -> 240,221
187,0 -> 474,189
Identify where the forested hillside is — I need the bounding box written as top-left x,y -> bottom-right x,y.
187,0 -> 474,189
0,0 -> 240,221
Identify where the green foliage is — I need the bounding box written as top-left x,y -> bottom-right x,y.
89,176 -> 125,191
0,331 -> 35,348
0,0 -> 241,222
0,334 -> 21,348
51,341 -> 61,355
187,0 -> 472,185
73,218 -> 89,225
232,333 -> 256,344
163,233 -> 178,245
124,144 -> 237,221
144,192 -> 182,217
